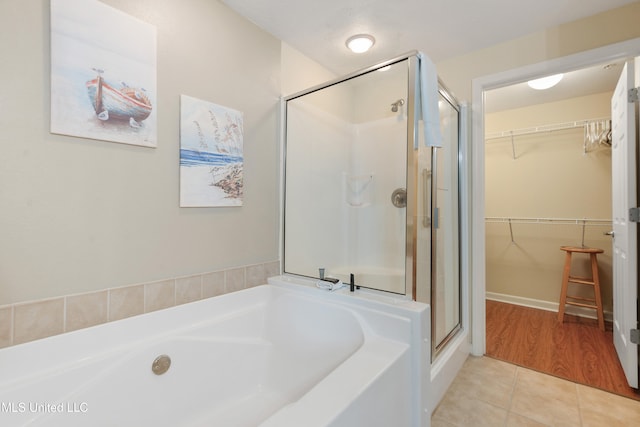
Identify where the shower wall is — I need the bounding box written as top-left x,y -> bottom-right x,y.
345,116 -> 407,292
285,105 -> 407,284
285,100 -> 351,274
348,67 -> 408,289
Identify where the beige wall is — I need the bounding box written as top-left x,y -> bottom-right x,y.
281,42 -> 336,97
0,0 -> 281,305
485,92 -> 613,310
436,2 -> 640,101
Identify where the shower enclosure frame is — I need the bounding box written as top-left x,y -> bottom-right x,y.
430,83 -> 463,360
280,51 -> 464,362
281,51 -> 420,298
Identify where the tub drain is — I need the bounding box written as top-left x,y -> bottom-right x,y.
152,354 -> 171,375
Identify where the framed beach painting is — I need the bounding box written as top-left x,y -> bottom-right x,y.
180,95 -> 244,207
50,0 -> 157,147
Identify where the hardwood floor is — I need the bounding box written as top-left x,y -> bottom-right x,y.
486,299 -> 640,401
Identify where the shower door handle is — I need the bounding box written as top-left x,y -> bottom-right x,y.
431,147 -> 439,231
422,169 -> 431,227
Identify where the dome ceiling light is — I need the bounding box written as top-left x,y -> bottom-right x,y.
346,34 -> 375,53
527,74 -> 564,90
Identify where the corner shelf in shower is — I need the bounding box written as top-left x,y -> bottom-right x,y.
345,173 -> 374,207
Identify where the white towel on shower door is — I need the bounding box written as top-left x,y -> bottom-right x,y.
417,52 -> 443,148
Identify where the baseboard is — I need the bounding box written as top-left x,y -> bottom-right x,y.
486,292 -> 612,322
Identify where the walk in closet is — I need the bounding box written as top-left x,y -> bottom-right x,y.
481,87 -> 640,397
484,91 -> 613,315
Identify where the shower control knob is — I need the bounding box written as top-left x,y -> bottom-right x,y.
391,188 -> 407,208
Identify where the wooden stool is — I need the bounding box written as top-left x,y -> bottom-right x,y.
558,246 -> 605,331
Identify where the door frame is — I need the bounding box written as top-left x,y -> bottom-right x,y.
470,37 -> 640,357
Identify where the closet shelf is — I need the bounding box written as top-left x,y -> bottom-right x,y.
485,217 -> 612,226
485,217 -> 612,246
485,216 -> 613,247
485,117 -> 610,141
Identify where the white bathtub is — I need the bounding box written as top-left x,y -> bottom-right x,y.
0,276 -> 430,426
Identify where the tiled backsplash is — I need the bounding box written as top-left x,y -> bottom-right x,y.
0,261 -> 280,349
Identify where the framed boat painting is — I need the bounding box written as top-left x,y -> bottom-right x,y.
50,0 -> 157,147
180,95 -> 244,207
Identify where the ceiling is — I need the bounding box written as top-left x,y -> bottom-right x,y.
221,0 -> 637,111
484,60 -> 624,113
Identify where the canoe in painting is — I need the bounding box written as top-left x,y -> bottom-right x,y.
86,76 -> 152,123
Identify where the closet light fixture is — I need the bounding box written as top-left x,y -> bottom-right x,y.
346,34 -> 375,53
527,74 -> 564,90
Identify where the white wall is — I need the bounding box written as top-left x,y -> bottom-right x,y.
0,0 -> 281,304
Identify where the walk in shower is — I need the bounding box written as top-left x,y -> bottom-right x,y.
282,52 -> 462,360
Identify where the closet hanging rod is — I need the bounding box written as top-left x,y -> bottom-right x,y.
485,217 -> 612,226
485,117 -> 610,141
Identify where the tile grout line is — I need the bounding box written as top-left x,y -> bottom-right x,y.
10,305 -> 14,347
508,366 -> 557,427
575,383 -> 585,427
504,366 -> 520,426
62,296 -> 67,333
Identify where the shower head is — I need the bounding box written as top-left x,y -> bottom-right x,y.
391,99 -> 405,112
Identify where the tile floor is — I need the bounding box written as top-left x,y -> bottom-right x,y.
432,356 -> 640,426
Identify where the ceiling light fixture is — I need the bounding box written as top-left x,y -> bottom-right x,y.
346,34 -> 375,53
527,73 -> 564,90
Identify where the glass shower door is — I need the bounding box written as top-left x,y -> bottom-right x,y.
284,59 -> 410,294
414,85 -> 461,359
